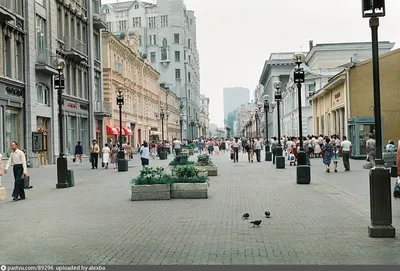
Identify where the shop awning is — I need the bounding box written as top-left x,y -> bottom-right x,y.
114,126 -> 126,135
106,125 -> 118,135
123,127 -> 133,135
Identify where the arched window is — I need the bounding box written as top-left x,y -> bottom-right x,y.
37,83 -> 50,105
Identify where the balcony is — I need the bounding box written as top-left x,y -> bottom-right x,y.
93,13 -> 107,30
64,36 -> 88,62
0,0 -> 15,22
36,48 -> 59,75
94,101 -> 112,117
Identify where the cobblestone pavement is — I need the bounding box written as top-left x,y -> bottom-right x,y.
1,151 -> 400,265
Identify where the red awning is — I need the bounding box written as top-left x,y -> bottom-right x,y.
106,125 -> 118,135
114,126 -> 126,135
123,127 -> 133,135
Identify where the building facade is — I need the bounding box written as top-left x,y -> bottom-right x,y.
258,52 -> 295,139
223,87 -> 249,119
159,86 -> 180,141
312,48 -> 400,158
0,1 -> 26,160
102,31 -> 161,147
281,41 -> 394,138
101,0 -> 201,140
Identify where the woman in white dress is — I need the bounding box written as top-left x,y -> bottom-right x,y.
313,137 -> 321,157
102,143 -> 111,169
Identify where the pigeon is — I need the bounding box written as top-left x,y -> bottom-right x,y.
242,213 -> 250,219
265,211 -> 270,218
250,220 -> 262,227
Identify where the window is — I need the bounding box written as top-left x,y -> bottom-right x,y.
188,72 -> 191,83
175,51 -> 180,62
77,22 -> 82,41
15,41 -> 23,81
132,17 -> 141,27
82,25 -> 87,44
5,108 -> 20,157
188,39 -> 191,48
83,71 -> 88,100
106,22 -> 112,32
37,84 -> 50,105
150,52 -> 156,63
134,4 -> 139,9
188,89 -> 191,99
161,15 -> 168,27
190,19 -> 193,25
57,8 -> 62,39
175,69 -> 181,80
104,8 -> 110,14
138,35 -> 142,46
4,36 -> 11,77
71,18 -> 75,38
36,15 -> 46,50
148,17 -> 156,28
174,33 -> 179,44
149,35 -> 157,45
93,33 -> 100,60
72,66 -> 77,96
67,116 -> 77,154
118,20 -> 127,31
188,55 -> 191,64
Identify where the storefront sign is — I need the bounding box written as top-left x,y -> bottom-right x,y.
334,92 -> 340,99
5,86 -> 23,97
80,104 -> 88,110
67,102 -> 78,109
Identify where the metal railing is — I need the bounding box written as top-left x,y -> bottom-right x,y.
64,36 -> 88,56
36,48 -> 55,65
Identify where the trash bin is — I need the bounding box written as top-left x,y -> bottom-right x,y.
67,170 -> 75,187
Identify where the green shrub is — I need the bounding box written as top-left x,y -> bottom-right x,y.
169,154 -> 195,166
174,165 -> 199,178
196,154 -> 213,166
132,167 -> 172,185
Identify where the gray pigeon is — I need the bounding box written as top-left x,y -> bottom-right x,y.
242,213 -> 250,219
265,211 -> 270,218
250,220 -> 262,226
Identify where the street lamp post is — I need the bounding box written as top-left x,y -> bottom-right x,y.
53,58 -> 70,188
362,0 -> 395,238
273,81 -> 285,169
263,95 -> 276,161
155,106 -> 170,160
189,118 -> 196,141
117,86 -> 128,172
293,52 -> 311,184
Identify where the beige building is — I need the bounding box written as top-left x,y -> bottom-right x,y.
199,111 -> 210,138
158,86 -> 180,141
102,31 -> 160,147
312,48 -> 400,158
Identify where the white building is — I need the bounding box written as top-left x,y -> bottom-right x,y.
199,94 -> 210,116
101,0 -> 201,139
258,52 -> 296,138
281,41 -> 394,137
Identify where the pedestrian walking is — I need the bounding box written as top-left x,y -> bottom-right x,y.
332,145 -> 340,173
90,139 -> 100,169
125,143 -> 132,161
102,143 -> 111,169
340,136 -> 352,171
74,141 -> 83,166
173,138 -> 182,156
254,138 -> 262,162
140,141 -> 150,168
246,139 -> 255,163
322,138 -> 333,173
231,138 -> 240,163
110,144 -> 119,169
4,141 -> 28,201
366,134 -> 376,167
271,137 -> 278,164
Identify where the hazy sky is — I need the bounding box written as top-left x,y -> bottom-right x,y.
102,0 -> 400,127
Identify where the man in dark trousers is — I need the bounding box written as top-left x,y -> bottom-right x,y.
90,139 -> 100,169
271,137 -> 278,164
4,141 -> 28,201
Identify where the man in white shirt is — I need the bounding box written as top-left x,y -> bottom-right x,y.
4,141 -> 28,201
254,138 -> 262,162
340,136 -> 352,171
173,138 -> 182,156
231,138 -> 240,162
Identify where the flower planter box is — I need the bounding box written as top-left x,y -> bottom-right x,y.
198,171 -> 208,177
182,149 -> 190,154
197,165 -> 218,176
170,183 -> 208,199
131,184 -> 171,201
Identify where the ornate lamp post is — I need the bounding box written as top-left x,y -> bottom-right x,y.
361,0 -> 394,238
254,102 -> 263,138
273,81 -> 285,169
117,86 -> 128,171
155,106 -> 170,159
189,118 -> 196,141
197,121 -> 202,139
263,94 -> 276,161
53,58 -> 70,188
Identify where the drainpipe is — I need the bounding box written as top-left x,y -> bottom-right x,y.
345,68 -> 351,137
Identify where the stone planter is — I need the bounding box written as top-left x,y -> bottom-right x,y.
131,184 -> 171,201
189,150 -> 194,155
198,171 -> 208,177
171,183 -> 208,199
197,165 -> 218,176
